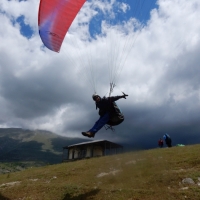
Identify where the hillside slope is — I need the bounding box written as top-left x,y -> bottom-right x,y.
0,128 -> 87,165
0,144 -> 200,200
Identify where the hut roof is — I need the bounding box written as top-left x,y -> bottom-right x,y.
63,140 -> 123,149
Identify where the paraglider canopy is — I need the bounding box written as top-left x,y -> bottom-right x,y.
38,0 -> 86,52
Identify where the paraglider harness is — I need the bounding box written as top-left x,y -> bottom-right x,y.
107,102 -> 124,127
100,92 -> 125,131
96,83 -> 126,131
104,101 -> 124,131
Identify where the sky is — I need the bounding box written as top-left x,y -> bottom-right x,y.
0,0 -> 200,149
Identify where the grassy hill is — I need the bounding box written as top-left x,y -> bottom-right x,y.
0,144 -> 200,200
0,128 -> 88,172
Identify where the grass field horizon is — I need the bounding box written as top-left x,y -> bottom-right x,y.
0,144 -> 200,200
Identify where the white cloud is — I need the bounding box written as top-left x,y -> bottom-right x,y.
0,0 -> 38,30
119,2 -> 130,13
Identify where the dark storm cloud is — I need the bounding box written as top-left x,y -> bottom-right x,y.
0,57 -> 84,118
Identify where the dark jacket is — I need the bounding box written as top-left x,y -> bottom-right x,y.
96,96 -> 123,116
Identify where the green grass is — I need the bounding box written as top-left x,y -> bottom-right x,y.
0,144 -> 200,200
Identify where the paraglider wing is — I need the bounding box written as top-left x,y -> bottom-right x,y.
38,0 -> 86,52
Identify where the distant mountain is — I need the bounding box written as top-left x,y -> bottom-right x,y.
0,128 -> 88,164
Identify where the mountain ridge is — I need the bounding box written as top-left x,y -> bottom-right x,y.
0,128 -> 88,165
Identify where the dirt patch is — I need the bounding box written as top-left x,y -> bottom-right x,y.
0,181 -> 21,188
97,170 -> 121,178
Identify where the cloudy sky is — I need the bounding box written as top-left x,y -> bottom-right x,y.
0,0 -> 200,149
